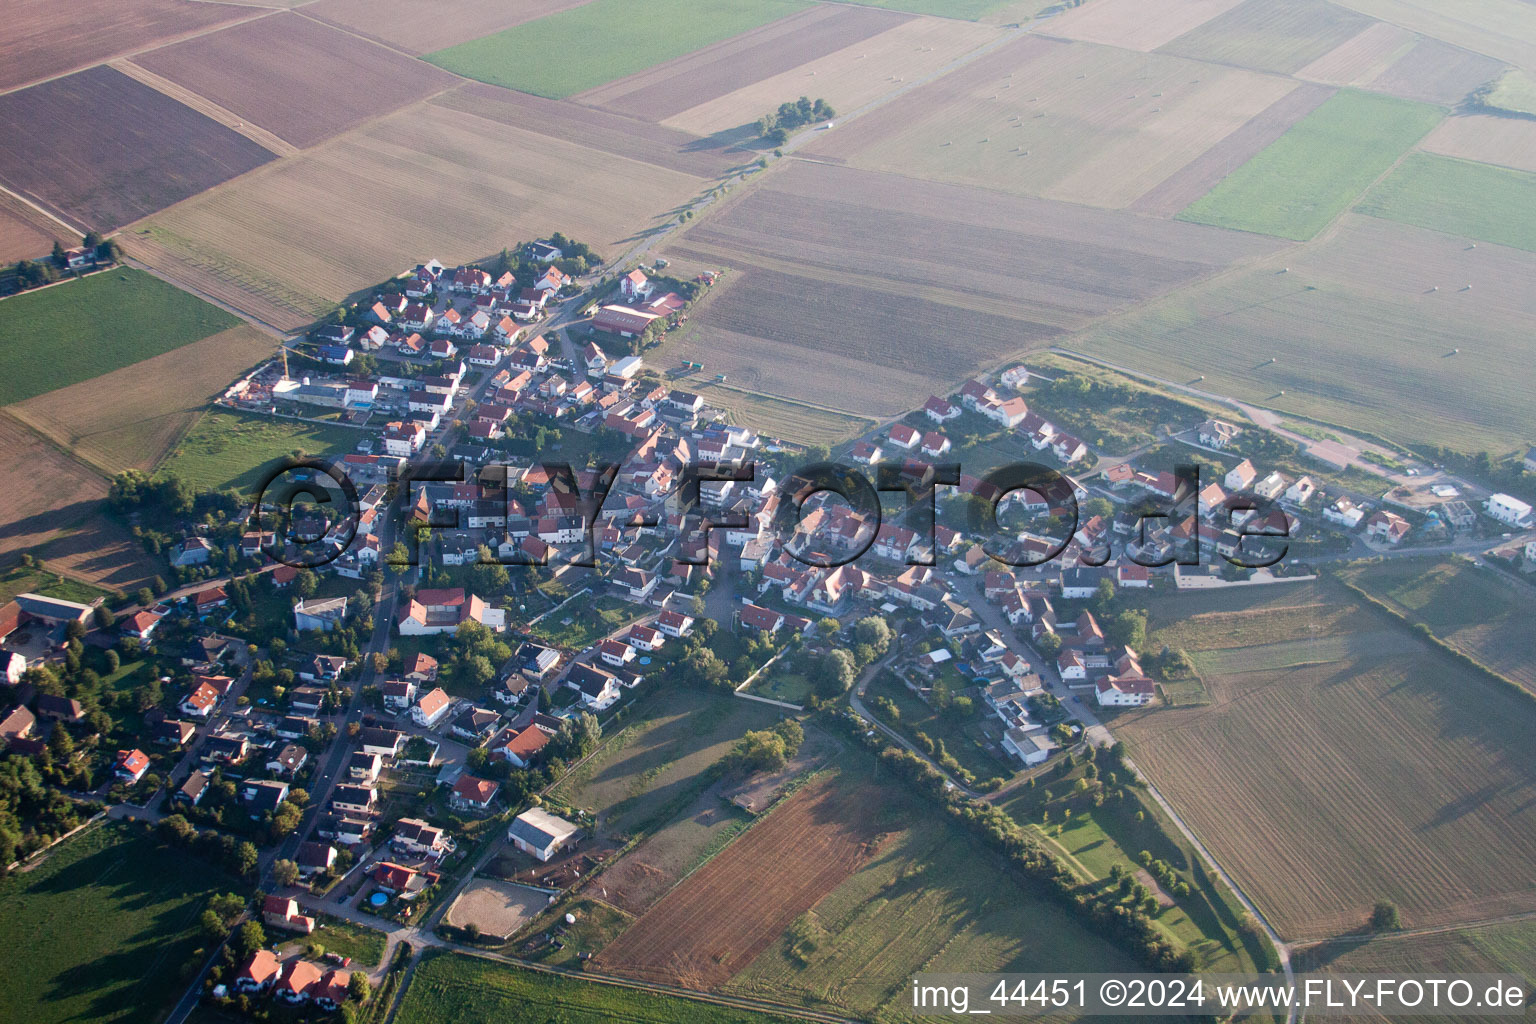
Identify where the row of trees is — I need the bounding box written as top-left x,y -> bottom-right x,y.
755,97 -> 835,145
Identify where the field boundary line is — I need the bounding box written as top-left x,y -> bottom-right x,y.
0,181 -> 85,239
109,59 -> 299,157
0,409 -> 112,482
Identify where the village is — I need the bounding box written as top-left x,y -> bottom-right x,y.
4,240 -> 1534,1017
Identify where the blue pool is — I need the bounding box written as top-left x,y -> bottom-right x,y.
369,892 -> 388,907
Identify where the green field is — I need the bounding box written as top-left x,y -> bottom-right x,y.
310,916 -> 387,968
0,269 -> 239,405
0,562 -> 110,605
395,951 -> 802,1024
1179,90 -> 1443,240
425,0 -> 808,99
1357,151 -> 1536,252
158,409 -> 362,492
1475,68 -> 1536,117
840,0 -> 1008,19
0,822 -> 233,1024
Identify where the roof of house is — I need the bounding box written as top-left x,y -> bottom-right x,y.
508,807 -> 580,849
451,774 -> 498,805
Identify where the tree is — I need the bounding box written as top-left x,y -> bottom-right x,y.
1369,900 -> 1401,932
232,921 -> 266,961
813,649 -> 857,698
233,840 -> 260,878
200,908 -> 231,940
348,973 -> 371,1002
853,616 -> 892,657
295,569 -> 319,598
47,724 -> 75,760
158,813 -> 196,846
93,605 -> 116,630
272,858 -> 301,888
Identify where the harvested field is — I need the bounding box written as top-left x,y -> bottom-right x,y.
11,325 -> 275,475
1118,580 -> 1536,941
0,66 -> 275,232
1342,556 -> 1536,697
1295,20 -> 1416,85
659,159 -> 1281,416
1364,37 -> 1506,105
596,782 -> 753,916
0,194 -> 70,264
593,772 -> 888,989
1039,0 -> 1246,51
431,84 -> 745,178
1072,213 -> 1536,455
444,879 -> 551,941
1330,0 -> 1536,75
1157,0 -> 1377,75
698,385 -> 874,446
662,17 -> 1000,138
802,36 -> 1298,208
107,60 -> 297,159
574,5 -> 906,122
0,416 -> 108,560
1420,113 -> 1536,173
135,100 -> 709,324
131,13 -> 459,149
34,515 -> 157,593
1177,88 -> 1442,240
1129,82 -> 1334,216
302,0 -> 592,56
0,0 -> 257,94
424,0 -> 810,100
1358,151 -> 1536,252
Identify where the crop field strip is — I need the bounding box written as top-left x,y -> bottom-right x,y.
0,65 -> 276,232
424,0 -> 812,100
593,772 -> 889,990
134,98 -> 713,326
1036,0 -> 1248,52
659,158 -> 1281,416
1071,212 -> 1536,455
1360,37 -> 1506,105
1176,88 -> 1443,240
1328,0 -> 1536,74
800,35 -> 1301,209
1419,114 -> 1536,174
0,191 -> 73,263
0,0 -> 262,94
131,12 -> 461,149
1156,0 -> 1378,75
572,5 -> 907,122
1118,581 -> 1536,942
106,59 -> 299,159
300,0 -> 595,57
1356,151 -> 1536,253
1294,20 -> 1416,85
661,16 -> 1001,139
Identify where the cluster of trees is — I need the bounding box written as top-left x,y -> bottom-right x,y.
7,232 -> 119,294
720,719 -> 804,776
464,712 -> 600,800
756,97 -> 835,145
156,812 -> 261,878
0,756 -> 100,868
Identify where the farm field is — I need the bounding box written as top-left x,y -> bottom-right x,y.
1340,556 -> 1536,696
302,0 -> 593,55
429,84 -> 744,179
802,35 -> 1299,209
1115,580 -> 1536,941
0,269 -> 241,406
0,0 -> 256,93
0,562 -> 110,605
1038,0 -> 1246,51
662,17 -> 999,139
0,415 -> 109,559
10,325 -> 274,475
593,769 -> 891,989
31,514 -> 158,593
551,687 -> 780,838
131,13 -> 459,149
1177,88 -> 1442,240
1420,114 -> 1536,173
1362,37 -> 1506,105
1072,213 -> 1536,455
0,194 -> 72,264
658,159 -> 1281,416
595,784 -> 756,916
133,100 -> 710,325
726,764 -> 1137,1019
1295,20 -> 1416,85
696,385 -> 874,446
394,951 -> 802,1024
424,0 -> 810,100
158,410 -> 362,494
576,5 -> 904,122
1157,0 -> 1376,74
1356,152 -> 1536,253
0,822 -> 234,1024
1329,0 -> 1536,75
0,66 -> 275,232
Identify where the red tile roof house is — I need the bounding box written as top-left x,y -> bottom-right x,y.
275,958 -> 324,1003
449,774 -> 499,813
236,949 -> 282,993
888,423 -> 920,450
115,748 -> 150,783
263,895 -> 316,935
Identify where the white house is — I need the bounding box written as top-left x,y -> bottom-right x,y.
1486,493 -> 1533,527
507,807 -> 581,862
412,687 -> 453,728
1002,727 -> 1054,766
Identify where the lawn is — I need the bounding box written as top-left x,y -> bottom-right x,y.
0,268 -> 239,405
310,915 -> 387,968
1357,151 -> 1536,252
530,594 -> 648,650
424,0 -> 809,99
866,667 -> 1016,785
745,666 -> 813,705
395,951 -> 801,1024
0,821 -> 235,1024
158,409 -> 363,492
1178,89 -> 1443,240
0,562 -> 110,604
